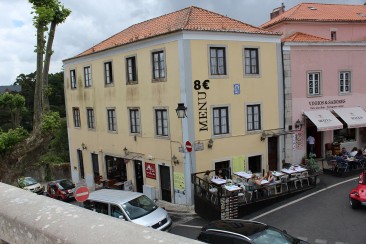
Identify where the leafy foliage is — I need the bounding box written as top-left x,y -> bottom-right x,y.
0,93 -> 26,129
0,127 -> 29,154
307,153 -> 321,173
41,111 -> 61,133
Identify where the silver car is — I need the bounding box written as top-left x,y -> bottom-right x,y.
84,189 -> 172,231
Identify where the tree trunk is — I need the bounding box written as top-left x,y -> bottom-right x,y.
33,25 -> 45,133
42,21 -> 57,113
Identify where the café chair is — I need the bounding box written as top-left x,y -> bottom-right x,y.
238,187 -> 247,203
279,175 -> 289,193
245,185 -> 258,201
299,171 -> 310,187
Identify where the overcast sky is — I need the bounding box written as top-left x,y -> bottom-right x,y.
0,0 -> 364,86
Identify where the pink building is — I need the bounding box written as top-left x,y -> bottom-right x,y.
261,3 -> 366,164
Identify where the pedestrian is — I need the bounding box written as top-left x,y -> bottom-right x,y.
307,134 -> 315,155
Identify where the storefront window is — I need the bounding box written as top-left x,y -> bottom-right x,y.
333,128 -> 356,143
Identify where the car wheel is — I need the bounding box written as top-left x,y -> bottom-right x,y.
349,196 -> 360,209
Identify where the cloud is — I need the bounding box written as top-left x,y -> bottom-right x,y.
0,0 -> 365,86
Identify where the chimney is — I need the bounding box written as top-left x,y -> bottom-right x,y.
270,2 -> 285,19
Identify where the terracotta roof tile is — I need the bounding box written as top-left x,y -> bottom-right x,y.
282,32 -> 330,42
261,3 -> 366,29
75,6 -> 278,58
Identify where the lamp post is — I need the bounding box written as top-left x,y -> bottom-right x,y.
175,102 -> 192,205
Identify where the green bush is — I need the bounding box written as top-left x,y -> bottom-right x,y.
41,111 -> 61,133
0,127 -> 29,153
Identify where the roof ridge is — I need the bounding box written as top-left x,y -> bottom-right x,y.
182,6 -> 194,29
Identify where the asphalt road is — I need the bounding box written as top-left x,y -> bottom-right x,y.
170,174 -> 366,244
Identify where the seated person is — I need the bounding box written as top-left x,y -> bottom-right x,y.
339,147 -> 350,158
350,147 -> 358,157
265,171 -> 275,184
248,174 -> 266,197
215,169 -> 224,179
355,149 -> 364,160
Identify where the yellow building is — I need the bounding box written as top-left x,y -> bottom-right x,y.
63,6 -> 283,205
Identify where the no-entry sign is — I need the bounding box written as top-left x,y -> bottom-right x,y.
185,141 -> 192,152
74,186 -> 89,202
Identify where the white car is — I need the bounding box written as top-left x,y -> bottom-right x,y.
84,189 -> 172,231
18,177 -> 44,194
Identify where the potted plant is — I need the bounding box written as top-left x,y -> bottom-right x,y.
306,153 -> 321,184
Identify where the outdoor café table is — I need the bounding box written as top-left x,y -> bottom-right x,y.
224,185 -> 242,192
272,171 -> 284,178
293,166 -> 307,173
260,179 -> 269,185
234,171 -> 252,180
281,168 -> 297,175
211,178 -> 227,185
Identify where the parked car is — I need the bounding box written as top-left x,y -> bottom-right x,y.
18,176 -> 44,194
46,179 -> 75,201
349,170 -> 366,209
84,189 -> 172,231
197,219 -> 309,244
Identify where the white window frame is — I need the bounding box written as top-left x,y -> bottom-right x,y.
209,46 -> 227,76
84,66 -> 92,87
126,55 -> 138,84
86,108 -> 95,130
154,108 -> 169,137
104,61 -> 113,85
107,108 -> 117,132
246,104 -> 261,132
70,69 -> 76,89
307,71 -> 321,96
73,107 -> 80,128
129,108 -> 141,134
339,71 -> 351,94
244,47 -> 260,76
212,106 -> 230,136
151,49 -> 166,82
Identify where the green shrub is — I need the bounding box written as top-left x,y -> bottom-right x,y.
0,127 -> 29,153
41,111 -> 61,133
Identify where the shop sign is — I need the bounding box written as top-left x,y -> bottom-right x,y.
145,162 -> 156,179
194,80 -> 210,132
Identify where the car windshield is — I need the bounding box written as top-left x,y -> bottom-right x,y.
250,226 -> 296,244
121,195 -> 158,220
57,180 -> 74,190
23,177 -> 38,186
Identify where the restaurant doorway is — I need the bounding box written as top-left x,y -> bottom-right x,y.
214,160 -> 230,179
159,165 -> 171,202
134,160 -> 143,193
248,155 -> 262,175
77,149 -> 85,179
91,153 -> 99,180
105,155 -> 127,183
268,137 -> 278,170
306,126 -> 322,158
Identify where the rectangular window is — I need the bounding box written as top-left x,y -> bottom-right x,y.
308,72 -> 321,96
152,51 -> 165,80
104,61 -> 113,85
70,69 -> 76,89
210,47 -> 226,75
126,56 -> 138,84
247,105 -> 261,131
213,107 -> 229,135
73,107 -> 80,128
87,108 -> 95,129
339,71 -> 351,93
107,108 -> 117,132
84,66 -> 92,87
129,109 -> 140,134
155,109 -> 168,136
244,48 -> 259,75
331,31 -> 337,41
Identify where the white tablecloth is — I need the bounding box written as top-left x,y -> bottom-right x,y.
211,178 -> 227,185
224,185 -> 241,191
234,171 -> 252,179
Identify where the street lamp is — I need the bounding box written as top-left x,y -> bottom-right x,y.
176,103 -> 187,118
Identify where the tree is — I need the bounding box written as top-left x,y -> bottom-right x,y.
0,93 -> 26,129
29,0 -> 70,133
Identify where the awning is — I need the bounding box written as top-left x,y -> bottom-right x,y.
333,107 -> 366,128
304,110 -> 343,131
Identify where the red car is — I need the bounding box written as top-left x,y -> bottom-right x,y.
349,170 -> 366,209
47,179 -> 75,201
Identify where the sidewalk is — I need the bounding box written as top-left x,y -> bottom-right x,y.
156,200 -> 196,216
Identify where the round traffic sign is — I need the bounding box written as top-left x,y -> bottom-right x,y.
74,186 -> 89,202
185,141 -> 192,152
